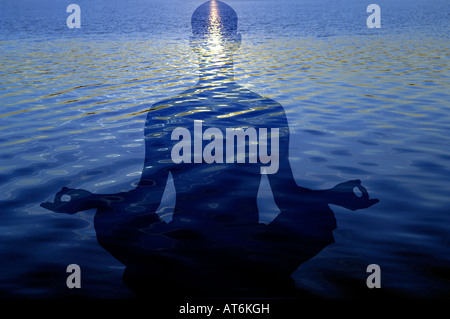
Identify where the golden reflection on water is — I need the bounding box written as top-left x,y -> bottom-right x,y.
0,33 -> 448,147
207,0 -> 224,56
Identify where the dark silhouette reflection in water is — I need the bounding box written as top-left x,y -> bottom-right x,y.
41,0 -> 378,298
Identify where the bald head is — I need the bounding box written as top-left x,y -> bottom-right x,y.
191,0 -> 238,37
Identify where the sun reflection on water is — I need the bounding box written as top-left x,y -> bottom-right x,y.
206,0 -> 225,56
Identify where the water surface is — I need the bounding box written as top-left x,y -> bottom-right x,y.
0,0 -> 449,298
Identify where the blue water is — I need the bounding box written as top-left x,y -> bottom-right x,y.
0,0 -> 449,299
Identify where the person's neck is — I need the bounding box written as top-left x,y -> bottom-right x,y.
197,55 -> 236,87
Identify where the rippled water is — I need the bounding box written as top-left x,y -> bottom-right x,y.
0,0 -> 449,298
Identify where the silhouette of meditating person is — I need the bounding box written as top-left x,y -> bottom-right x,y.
41,0 -> 378,298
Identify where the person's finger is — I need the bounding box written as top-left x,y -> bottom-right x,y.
338,181 -> 355,192
40,202 -> 53,209
356,184 -> 369,200
54,193 -> 63,203
362,198 -> 379,208
55,187 -> 74,202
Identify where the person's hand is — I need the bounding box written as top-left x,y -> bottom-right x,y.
329,180 -> 379,211
41,187 -> 93,214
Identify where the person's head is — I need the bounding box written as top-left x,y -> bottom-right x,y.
190,0 -> 241,57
